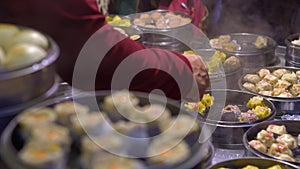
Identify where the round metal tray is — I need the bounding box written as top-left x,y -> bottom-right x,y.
239,66 -> 300,115
0,24 -> 60,111
243,120 -> 300,166
208,157 -> 298,169
184,89 -> 276,149
1,91 -> 213,169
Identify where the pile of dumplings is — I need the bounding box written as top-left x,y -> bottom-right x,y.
242,68 -> 300,97
0,23 -> 49,69
249,124 -> 299,162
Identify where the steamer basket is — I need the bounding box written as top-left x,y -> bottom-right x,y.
1,91 -> 214,169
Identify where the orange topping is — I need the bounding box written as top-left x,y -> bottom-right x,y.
32,115 -> 43,122
276,144 -> 284,153
161,150 -> 172,158
109,163 -> 120,169
35,150 -> 46,159
47,131 -> 58,140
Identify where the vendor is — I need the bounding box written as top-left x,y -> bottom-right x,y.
0,0 -> 210,101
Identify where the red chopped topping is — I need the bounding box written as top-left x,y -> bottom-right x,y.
266,132 -> 273,139
276,144 -> 284,153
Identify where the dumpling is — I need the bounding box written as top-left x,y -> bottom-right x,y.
266,124 -> 287,135
239,110 -> 259,122
274,80 -> 291,89
30,123 -> 71,148
256,130 -> 275,147
147,138 -> 191,165
201,93 -> 214,107
276,134 -> 297,149
70,112 -> 111,136
289,84 -> 300,96
256,80 -> 272,91
150,12 -> 162,20
259,90 -> 273,96
281,73 -> 297,84
272,69 -> 288,78
258,68 -> 271,78
268,143 -> 293,157
0,46 -> 5,66
277,92 -> 293,98
243,82 -> 258,92
102,90 -> 139,119
272,88 -> 286,96
243,74 -> 261,83
159,114 -> 200,139
17,108 -> 57,135
242,165 -> 259,169
54,101 -> 89,125
218,35 -> 231,43
133,18 -> 146,27
267,164 -> 285,169
277,153 -> 296,162
223,56 -> 241,72
296,70 -> 300,79
112,121 -> 143,135
249,140 -> 267,152
263,74 -> 278,85
103,90 -> 139,112
248,106 -> 271,121
129,104 -> 171,125
91,153 -> 146,169
246,96 -> 264,109
222,41 -> 239,51
209,38 -> 222,49
254,36 -> 267,48
222,105 -> 241,114
81,133 -> 123,167
18,141 -> 64,168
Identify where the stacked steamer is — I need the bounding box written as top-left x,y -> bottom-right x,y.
210,33 -> 278,74
239,66 -> 300,117
285,33 -> 300,68
0,90 -> 214,169
184,89 -> 276,149
0,23 -> 59,133
199,49 -> 242,90
131,10 -> 193,53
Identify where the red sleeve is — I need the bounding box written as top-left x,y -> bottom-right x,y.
0,0 -> 195,100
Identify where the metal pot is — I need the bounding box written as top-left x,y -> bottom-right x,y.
239,66 -> 300,116
209,64 -> 243,90
0,25 -> 60,135
131,10 -> 193,53
219,33 -> 277,73
208,157 -> 299,169
285,33 -> 300,67
190,89 -> 276,149
0,26 -> 60,116
243,120 -> 300,166
1,91 -> 213,169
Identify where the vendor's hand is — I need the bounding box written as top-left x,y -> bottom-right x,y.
183,54 -> 210,100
